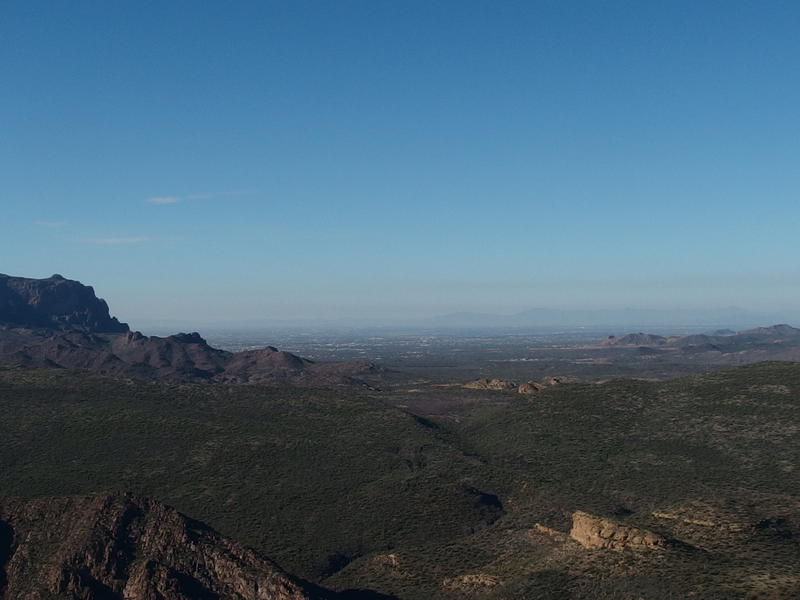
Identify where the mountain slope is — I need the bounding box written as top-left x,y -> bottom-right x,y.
0,367 -> 495,588
0,493 -> 335,600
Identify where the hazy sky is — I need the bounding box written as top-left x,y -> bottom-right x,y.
3,1 -> 799,325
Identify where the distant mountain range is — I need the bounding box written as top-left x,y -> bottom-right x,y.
428,307 -> 800,329
605,324 -> 800,349
0,273 -> 383,386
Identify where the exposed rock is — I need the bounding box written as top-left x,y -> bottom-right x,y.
371,553 -> 401,569
441,573 -> 502,591
652,512 -> 715,527
531,523 -> 566,541
518,381 -> 545,394
518,377 -> 576,394
463,378 -> 517,390
0,493 -> 336,599
569,510 -> 667,551
369,553 -> 413,579
0,273 -> 128,333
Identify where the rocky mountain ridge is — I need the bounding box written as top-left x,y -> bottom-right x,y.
604,324 -> 800,350
0,493 -> 337,600
0,274 -> 382,386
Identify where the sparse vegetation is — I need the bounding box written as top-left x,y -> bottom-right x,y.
1,362 -> 799,598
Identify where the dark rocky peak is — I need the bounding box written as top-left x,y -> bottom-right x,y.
168,331 -> 208,344
0,273 -> 128,333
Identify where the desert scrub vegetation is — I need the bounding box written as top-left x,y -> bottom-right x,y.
1,363 -> 799,599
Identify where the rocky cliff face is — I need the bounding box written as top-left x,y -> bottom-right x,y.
569,510 -> 667,551
0,274 -> 128,333
0,494 -> 335,600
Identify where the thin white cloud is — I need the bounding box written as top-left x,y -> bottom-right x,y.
34,220 -> 67,228
145,189 -> 253,205
80,236 -> 150,245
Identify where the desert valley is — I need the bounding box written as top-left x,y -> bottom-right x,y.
0,273 -> 798,599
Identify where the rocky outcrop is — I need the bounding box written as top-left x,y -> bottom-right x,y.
467,377 -> 575,394
569,511 -> 667,551
0,493 -> 335,600
0,274 -> 128,333
517,381 -> 546,394
441,573 -> 502,592
463,378 -> 517,390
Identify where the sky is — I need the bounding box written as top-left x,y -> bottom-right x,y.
2,1 -> 799,327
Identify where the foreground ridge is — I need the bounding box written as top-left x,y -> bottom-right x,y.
0,493 -> 337,600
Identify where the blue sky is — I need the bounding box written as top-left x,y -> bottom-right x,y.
2,1 -> 799,325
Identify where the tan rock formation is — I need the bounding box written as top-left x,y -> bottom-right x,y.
464,378 -> 517,390
442,573 -> 502,591
518,381 -> 546,394
569,510 -> 667,551
531,523 -> 566,541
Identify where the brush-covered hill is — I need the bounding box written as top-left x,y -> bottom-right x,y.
0,274 -> 383,387
0,367 -> 498,590
1,363 -> 799,598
